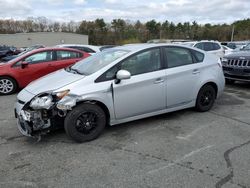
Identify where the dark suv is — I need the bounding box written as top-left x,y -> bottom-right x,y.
0,45 -> 19,59
222,43 -> 250,83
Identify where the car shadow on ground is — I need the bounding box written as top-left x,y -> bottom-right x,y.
26,108 -> 192,145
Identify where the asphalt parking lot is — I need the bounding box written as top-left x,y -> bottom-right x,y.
0,83 -> 250,188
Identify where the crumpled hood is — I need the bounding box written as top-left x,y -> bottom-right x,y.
25,69 -> 85,95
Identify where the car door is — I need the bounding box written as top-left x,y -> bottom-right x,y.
112,48 -> 166,119
52,50 -> 83,71
164,47 -> 202,108
12,50 -> 54,86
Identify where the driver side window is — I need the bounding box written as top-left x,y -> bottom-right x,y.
24,51 -> 53,64
95,48 -> 161,82
120,48 -> 161,76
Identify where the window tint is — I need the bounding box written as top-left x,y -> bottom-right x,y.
191,50 -> 204,63
120,48 -> 161,76
164,47 -> 193,68
203,42 -> 215,51
24,51 -> 53,64
56,50 -> 80,60
194,43 -> 203,50
213,43 -> 221,50
96,48 -> 161,82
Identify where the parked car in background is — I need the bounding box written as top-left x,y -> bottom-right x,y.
183,40 -> 225,58
56,44 -> 116,55
56,44 -> 102,55
1,44 -> 45,62
0,45 -> 20,59
99,45 -> 117,51
222,46 -> 250,84
222,45 -> 234,55
0,47 -> 90,95
15,44 -> 225,142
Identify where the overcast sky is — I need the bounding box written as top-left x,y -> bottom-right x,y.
0,0 -> 249,24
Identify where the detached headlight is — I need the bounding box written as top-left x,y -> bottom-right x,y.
30,95 -> 53,110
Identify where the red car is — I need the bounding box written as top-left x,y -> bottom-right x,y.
0,47 -> 90,95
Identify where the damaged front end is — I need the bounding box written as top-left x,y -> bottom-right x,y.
17,90 -> 78,137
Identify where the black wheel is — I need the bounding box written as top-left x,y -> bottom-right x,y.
195,85 -> 216,112
0,76 -> 18,95
64,103 -> 106,142
225,79 -> 235,85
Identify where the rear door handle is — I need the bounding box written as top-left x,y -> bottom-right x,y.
154,78 -> 164,84
192,69 -> 200,74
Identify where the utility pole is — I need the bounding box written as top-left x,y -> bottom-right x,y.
231,25 -> 235,42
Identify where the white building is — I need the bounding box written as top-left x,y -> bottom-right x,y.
0,32 -> 88,47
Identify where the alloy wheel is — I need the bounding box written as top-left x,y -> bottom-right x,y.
0,78 -> 14,94
75,112 -> 98,135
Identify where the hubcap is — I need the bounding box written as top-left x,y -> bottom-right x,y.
75,112 -> 98,134
200,90 -> 213,106
0,79 -> 14,94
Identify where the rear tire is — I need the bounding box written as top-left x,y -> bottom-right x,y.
64,103 -> 106,143
195,85 -> 216,112
0,76 -> 18,95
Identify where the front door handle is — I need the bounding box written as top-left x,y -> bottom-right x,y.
192,69 -> 200,74
154,78 -> 164,84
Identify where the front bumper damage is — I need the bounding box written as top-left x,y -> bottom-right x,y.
16,92 -> 79,137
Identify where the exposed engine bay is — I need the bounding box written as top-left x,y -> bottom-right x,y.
17,90 -> 79,138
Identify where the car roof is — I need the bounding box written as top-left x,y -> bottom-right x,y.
28,47 -> 84,53
112,43 -> 198,52
56,44 -> 100,50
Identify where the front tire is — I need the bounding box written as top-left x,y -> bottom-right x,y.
195,85 -> 216,112
0,76 -> 18,95
64,103 -> 106,143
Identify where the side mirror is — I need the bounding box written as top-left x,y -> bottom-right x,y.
21,61 -> 29,69
115,70 -> 131,84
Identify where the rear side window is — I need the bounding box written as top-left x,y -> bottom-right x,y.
191,50 -> 204,63
164,47 -> 194,68
56,51 -> 81,60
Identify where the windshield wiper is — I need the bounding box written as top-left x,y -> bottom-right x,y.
71,68 -> 84,75
65,66 -> 84,75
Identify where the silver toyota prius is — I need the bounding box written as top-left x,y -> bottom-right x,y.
15,44 -> 225,142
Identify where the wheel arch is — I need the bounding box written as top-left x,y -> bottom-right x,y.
0,75 -> 19,87
199,82 -> 218,98
76,100 -> 111,125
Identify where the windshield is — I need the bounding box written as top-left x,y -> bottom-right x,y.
70,49 -> 130,75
